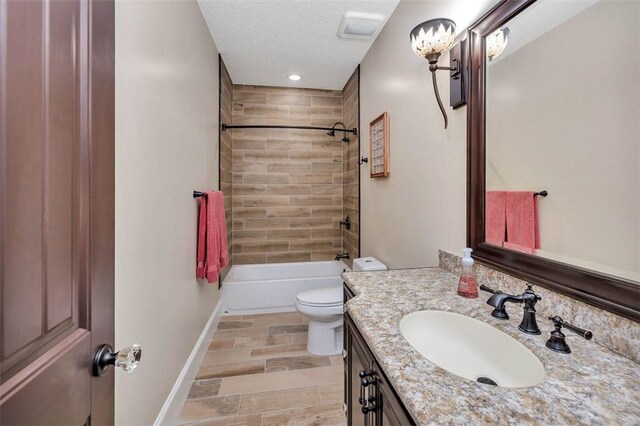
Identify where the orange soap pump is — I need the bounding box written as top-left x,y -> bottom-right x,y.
457,248 -> 478,298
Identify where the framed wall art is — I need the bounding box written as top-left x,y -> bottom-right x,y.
369,112 -> 389,178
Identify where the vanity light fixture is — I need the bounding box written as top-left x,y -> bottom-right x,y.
410,18 -> 466,129
288,74 -> 302,81
486,27 -> 510,61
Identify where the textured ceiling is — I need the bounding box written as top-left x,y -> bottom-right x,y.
197,0 -> 400,90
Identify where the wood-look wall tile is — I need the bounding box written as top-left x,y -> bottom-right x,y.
288,218 -> 332,229
290,240 -> 334,251
243,241 -> 289,253
266,162 -> 311,174
233,253 -> 267,265
235,92 -> 267,104
266,185 -> 311,195
233,230 -> 267,242
242,219 -> 290,229
233,208 -> 267,219
289,174 -> 333,184
243,173 -> 289,184
266,252 -> 311,263
288,151 -> 333,162
289,195 -> 333,206
267,229 -> 312,240
243,195 -> 290,207
267,94 -> 311,106
266,207 -> 311,218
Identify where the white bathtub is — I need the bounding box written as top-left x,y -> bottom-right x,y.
221,261 -> 350,315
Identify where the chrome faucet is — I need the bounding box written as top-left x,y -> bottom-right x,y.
480,284 -> 542,335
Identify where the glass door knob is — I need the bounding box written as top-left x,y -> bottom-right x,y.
92,343 -> 142,376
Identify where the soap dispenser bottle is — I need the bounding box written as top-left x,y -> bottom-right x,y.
457,248 -> 478,298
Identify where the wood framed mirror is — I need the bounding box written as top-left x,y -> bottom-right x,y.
466,0 -> 639,321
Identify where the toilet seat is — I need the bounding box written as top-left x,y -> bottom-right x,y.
296,286 -> 342,307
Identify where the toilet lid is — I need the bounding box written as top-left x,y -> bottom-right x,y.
296,286 -> 343,306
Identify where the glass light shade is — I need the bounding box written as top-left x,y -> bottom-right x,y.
410,18 -> 456,59
486,27 -> 510,61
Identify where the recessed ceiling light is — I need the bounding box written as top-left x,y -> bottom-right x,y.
338,12 -> 385,40
288,74 -> 302,81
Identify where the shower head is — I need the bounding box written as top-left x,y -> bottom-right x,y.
327,129 -> 336,137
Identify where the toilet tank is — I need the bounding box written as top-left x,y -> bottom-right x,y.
353,257 -> 387,272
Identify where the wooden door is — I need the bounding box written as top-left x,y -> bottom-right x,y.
0,0 -> 115,424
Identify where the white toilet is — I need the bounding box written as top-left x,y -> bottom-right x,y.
296,257 -> 387,355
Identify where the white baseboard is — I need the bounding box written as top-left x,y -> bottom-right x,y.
154,298 -> 223,426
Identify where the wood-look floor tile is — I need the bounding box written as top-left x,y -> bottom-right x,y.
265,355 -> 331,373
187,379 -> 222,400
201,349 -> 251,365
251,313 -> 308,328
218,320 -> 254,330
261,403 -> 346,426
294,366 -> 343,387
178,395 -> 241,424
250,343 -> 307,359
196,360 -> 265,380
238,386 -> 320,415
233,334 -> 292,349
268,324 -> 308,335
214,327 -> 269,340
209,339 -> 235,351
329,355 -> 343,366
291,332 -> 308,344
220,315 -> 244,322
186,414 -> 262,426
218,370 -> 298,396
318,384 -> 343,405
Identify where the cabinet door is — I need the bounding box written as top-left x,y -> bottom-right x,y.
374,361 -> 416,426
349,332 -> 371,425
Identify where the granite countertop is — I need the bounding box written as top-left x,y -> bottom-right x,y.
342,268 -> 640,425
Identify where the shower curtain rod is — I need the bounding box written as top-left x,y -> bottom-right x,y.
221,123 -> 358,135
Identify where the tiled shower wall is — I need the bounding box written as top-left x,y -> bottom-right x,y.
219,59 -> 233,279
230,85 -> 347,264
342,68 -> 360,267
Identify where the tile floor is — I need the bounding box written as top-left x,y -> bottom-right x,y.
178,312 -> 346,425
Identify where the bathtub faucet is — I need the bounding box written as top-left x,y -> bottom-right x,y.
335,252 -> 350,261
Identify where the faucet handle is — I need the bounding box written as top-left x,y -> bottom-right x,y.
545,316 -> 593,354
479,284 -> 501,294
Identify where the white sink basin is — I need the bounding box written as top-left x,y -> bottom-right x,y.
399,310 -> 545,388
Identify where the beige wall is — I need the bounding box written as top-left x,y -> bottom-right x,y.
359,2 -> 470,268
486,1 -> 640,278
115,1 -> 221,424
230,85 -> 345,264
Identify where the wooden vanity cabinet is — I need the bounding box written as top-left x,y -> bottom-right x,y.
344,283 -> 416,426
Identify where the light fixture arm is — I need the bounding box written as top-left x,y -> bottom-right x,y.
425,53 -> 458,129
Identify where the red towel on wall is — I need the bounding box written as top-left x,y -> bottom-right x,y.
505,191 -> 539,250
196,191 -> 229,283
486,191 -> 507,246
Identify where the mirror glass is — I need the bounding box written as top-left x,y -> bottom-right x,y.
484,0 -> 639,282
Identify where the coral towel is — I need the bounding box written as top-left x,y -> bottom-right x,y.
485,191 -> 507,246
505,191 -> 539,250
196,191 -> 229,283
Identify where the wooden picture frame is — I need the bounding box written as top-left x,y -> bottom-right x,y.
369,112 -> 389,178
